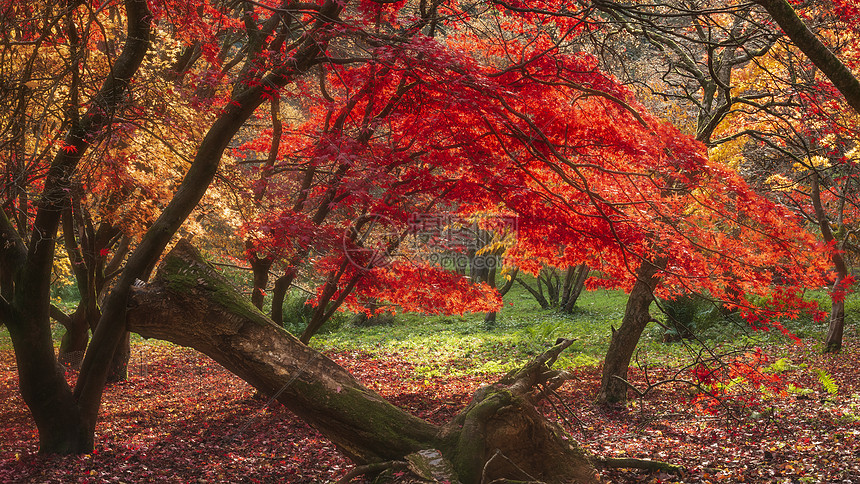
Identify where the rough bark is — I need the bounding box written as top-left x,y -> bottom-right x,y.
597,258 -> 666,405
126,241 -> 599,483
439,340 -> 599,484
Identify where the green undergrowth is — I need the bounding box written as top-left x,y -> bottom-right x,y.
314,289 -> 675,379
313,286 -> 860,380
1,279 -> 857,378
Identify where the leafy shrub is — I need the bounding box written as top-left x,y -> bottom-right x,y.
279,296 -> 350,335
657,293 -> 724,341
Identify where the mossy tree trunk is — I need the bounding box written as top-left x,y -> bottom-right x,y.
126,241 -> 598,483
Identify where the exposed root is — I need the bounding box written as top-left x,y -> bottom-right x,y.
336,460 -> 408,483
593,456 -> 684,475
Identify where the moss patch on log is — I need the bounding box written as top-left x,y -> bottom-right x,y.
156,241 -> 272,329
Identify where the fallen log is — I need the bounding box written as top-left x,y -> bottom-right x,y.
126,240 -> 599,483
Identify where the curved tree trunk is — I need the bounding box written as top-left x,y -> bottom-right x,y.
809,174 -> 850,353
597,258 -> 666,406
54,305 -> 89,370
126,241 -> 598,483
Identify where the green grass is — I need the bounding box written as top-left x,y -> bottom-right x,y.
2,275 -> 858,380
313,282 -> 860,380
314,288 -> 657,379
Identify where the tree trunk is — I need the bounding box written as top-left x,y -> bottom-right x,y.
249,253 -> 273,310
516,275 -> 551,309
561,264 -> 589,313
0,0 -> 152,454
484,263 -> 499,328
126,241 -> 598,483
824,276 -> 847,353
108,331 -> 131,382
6,302 -> 91,453
270,273 -> 292,326
53,305 -> 89,370
809,174 -> 850,353
597,258 -> 666,406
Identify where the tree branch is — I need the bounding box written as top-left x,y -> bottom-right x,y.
756,0 -> 860,116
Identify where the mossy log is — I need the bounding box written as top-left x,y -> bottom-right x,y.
126,240 -> 598,483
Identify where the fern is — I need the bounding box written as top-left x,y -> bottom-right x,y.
815,369 -> 839,395
766,358 -> 791,373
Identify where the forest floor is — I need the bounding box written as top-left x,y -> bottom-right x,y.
1,338 -> 859,483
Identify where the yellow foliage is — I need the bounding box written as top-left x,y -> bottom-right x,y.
708,136 -> 745,170
52,251 -> 75,293
764,174 -> 796,191
793,155 -> 831,172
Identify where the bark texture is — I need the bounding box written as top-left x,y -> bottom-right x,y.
126,241 -> 598,483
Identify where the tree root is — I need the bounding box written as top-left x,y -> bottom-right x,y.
335,460 -> 408,483
593,456 -> 684,475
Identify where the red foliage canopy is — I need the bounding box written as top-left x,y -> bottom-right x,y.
234,3 -> 828,322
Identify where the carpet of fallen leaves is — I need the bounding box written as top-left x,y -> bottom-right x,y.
1,340 -> 860,483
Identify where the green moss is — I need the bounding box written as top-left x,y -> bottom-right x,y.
158,250 -> 271,328
285,375 -> 438,461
